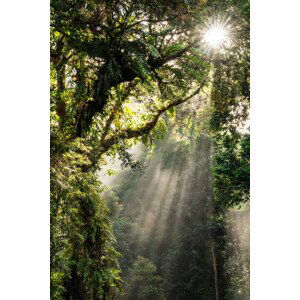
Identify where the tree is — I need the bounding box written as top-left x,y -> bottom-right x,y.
50,138 -> 122,299
50,1 -> 212,297
51,0 -> 209,139
50,0 -> 211,295
206,1 -> 250,298
126,256 -> 165,300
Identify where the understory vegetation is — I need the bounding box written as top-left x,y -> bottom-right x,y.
50,0 -> 249,299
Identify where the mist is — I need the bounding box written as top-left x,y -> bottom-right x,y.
103,132 -> 250,299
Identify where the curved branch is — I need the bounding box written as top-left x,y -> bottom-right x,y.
87,85 -> 204,168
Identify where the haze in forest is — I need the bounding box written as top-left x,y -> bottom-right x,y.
50,0 -> 250,299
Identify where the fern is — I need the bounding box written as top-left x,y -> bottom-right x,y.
163,43 -> 186,57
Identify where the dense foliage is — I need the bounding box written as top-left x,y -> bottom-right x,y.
106,129 -> 249,299
50,0 -> 249,299
126,256 -> 165,300
50,138 -> 122,299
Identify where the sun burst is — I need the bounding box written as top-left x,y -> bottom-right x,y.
203,19 -> 231,50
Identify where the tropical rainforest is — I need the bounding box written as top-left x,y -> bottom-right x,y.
50,0 -> 250,299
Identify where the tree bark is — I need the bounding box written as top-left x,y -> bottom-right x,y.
211,240 -> 220,300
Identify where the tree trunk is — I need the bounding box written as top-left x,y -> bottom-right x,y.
211,240 -> 220,300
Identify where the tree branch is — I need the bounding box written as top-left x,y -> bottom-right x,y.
88,84 -> 204,167
117,11 -> 188,36
100,80 -> 140,144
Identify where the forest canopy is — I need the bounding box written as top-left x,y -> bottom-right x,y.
50,0 -> 249,299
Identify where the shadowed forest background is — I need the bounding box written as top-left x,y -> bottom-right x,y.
50,0 -> 249,299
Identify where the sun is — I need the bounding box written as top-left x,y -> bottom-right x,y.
203,22 -> 229,49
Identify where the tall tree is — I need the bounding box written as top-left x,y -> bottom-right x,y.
50,1 -> 211,298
